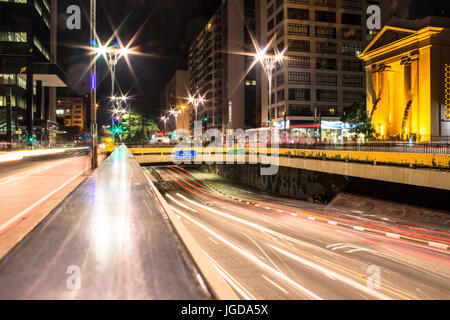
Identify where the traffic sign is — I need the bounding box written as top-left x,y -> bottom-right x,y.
175,150 -> 197,160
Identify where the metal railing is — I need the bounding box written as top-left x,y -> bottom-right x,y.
125,142 -> 450,155
278,142 -> 450,155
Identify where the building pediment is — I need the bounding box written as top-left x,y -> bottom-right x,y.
362,26 -> 417,56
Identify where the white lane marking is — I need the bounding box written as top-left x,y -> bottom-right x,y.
0,167 -> 90,233
386,233 -> 401,239
428,242 -> 449,250
328,221 -> 338,226
0,160 -> 67,185
203,251 -> 255,300
308,217 -> 316,221
290,213 -> 298,217
268,244 -> 392,300
165,194 -> 198,213
353,226 -> 365,231
326,243 -> 343,248
209,237 -> 219,245
169,205 -> 322,300
262,275 -> 289,294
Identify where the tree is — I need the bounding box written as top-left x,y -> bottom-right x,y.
341,103 -> 375,141
122,111 -> 158,143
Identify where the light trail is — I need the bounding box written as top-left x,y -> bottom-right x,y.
168,204 -> 323,300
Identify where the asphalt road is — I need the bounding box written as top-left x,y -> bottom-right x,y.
148,165 -> 450,300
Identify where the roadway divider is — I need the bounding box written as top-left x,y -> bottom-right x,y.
144,170 -> 240,300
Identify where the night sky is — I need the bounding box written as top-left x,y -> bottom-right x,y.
57,0 -> 222,123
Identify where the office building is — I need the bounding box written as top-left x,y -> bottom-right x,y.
188,0 -> 258,132
0,0 -> 66,146
163,70 -> 189,132
257,0 -> 371,142
56,96 -> 88,130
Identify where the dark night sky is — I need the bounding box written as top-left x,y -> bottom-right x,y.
57,0 -> 222,123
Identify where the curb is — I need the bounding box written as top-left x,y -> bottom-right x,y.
144,172 -> 240,300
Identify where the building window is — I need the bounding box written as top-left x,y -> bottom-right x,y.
277,73 -> 285,87
316,41 -> 337,54
343,90 -> 364,103
342,28 -> 362,41
317,89 -> 337,102
342,59 -> 362,71
341,13 -> 361,25
287,23 -> 310,36
0,32 -> 27,43
267,4 -> 274,17
288,56 -> 310,68
316,58 -> 337,70
342,75 -> 363,87
276,10 -> 284,25
342,43 -> 362,55
268,19 -> 274,31
277,89 -> 285,102
288,72 -> 311,84
287,8 -> 309,21
288,104 -> 312,116
342,0 -> 361,10
315,0 -> 336,7
288,40 -> 310,52
289,88 -> 311,101
315,26 -> 336,39
316,73 -> 337,86
315,11 -> 336,23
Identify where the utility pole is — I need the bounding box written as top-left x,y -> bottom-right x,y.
90,0 -> 98,169
6,87 -> 12,151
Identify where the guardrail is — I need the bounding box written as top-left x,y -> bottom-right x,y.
125,142 -> 450,155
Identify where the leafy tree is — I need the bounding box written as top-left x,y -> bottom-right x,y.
341,103 -> 375,141
122,111 -> 158,143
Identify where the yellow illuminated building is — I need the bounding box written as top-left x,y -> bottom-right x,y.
358,17 -> 450,142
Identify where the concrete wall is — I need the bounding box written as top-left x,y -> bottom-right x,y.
210,164 -> 348,204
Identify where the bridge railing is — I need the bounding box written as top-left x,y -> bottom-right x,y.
125,142 -> 450,155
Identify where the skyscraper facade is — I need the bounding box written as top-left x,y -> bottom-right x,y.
257,0 -> 370,141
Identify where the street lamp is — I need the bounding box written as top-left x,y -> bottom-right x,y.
256,48 -> 284,128
160,115 -> 168,136
188,94 -> 205,123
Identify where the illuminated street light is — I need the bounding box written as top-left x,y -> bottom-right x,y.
256,47 -> 285,127
187,93 -> 205,123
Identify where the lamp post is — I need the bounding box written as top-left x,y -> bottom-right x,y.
161,116 -> 167,136
89,0 -> 97,169
188,94 -> 204,123
256,51 -> 283,128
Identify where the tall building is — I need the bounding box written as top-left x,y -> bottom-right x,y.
188,0 -> 258,132
56,96 -> 88,130
163,70 -> 189,132
0,0 -> 66,146
257,0 -> 370,142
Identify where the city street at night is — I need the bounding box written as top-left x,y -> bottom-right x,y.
1,0 -> 450,313
149,165 -> 450,300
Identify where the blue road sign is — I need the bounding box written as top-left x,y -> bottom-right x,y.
175,150 -> 197,160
